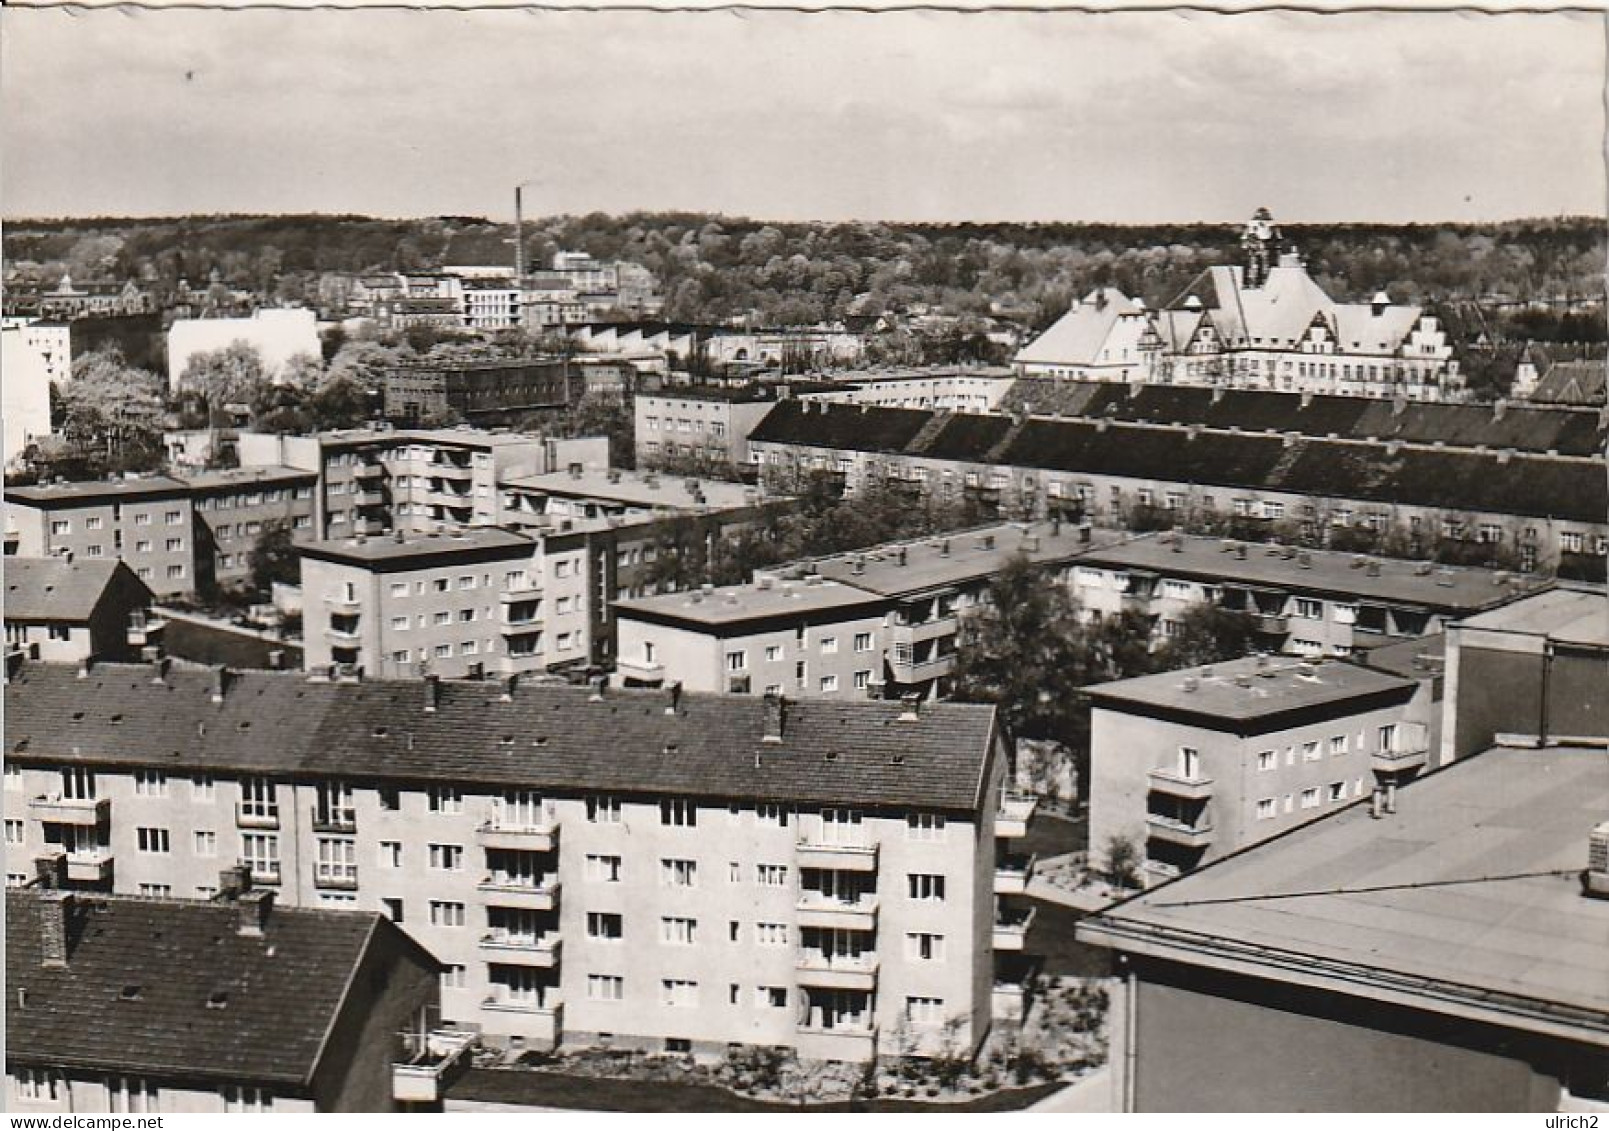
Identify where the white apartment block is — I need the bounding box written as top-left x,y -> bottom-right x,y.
3,660 -> 1030,1062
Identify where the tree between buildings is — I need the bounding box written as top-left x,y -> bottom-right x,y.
248,519 -> 300,595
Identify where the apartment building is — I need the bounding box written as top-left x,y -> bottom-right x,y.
238,427 -> 607,540
299,527 -> 594,679
7,476 -> 197,597
3,660 -> 1016,1062
1069,531 -> 1545,657
747,400 -> 1609,576
635,384 -> 781,469
799,368 -> 1017,414
7,882 -> 442,1114
1085,655 -> 1422,885
383,359 -> 580,425
3,557 -> 156,663
500,467 -> 766,529
766,521 -> 1117,700
615,577 -> 892,696
1,320 -> 67,464
184,465 -> 319,590
1077,738 -> 1609,1111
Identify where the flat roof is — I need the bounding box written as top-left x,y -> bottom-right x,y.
502,469 -> 762,511
1086,654 -> 1416,722
616,577 -> 885,629
800,522 -> 1128,598
7,475 -> 189,505
301,526 -> 534,565
1081,533 -> 1546,611
312,426 -> 546,450
176,465 -> 317,492
1456,585 -> 1609,649
1079,743 -> 1609,1043
1356,632 -> 1446,680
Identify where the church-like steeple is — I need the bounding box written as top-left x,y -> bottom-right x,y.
1240,206 -> 1281,289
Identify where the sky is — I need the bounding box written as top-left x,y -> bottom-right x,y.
3,7 -> 1605,225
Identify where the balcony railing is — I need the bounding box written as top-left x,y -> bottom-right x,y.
235,803 -> 280,830
353,463 -> 386,481
995,793 -> 1038,838
992,906 -> 1036,951
1145,814 -> 1214,848
795,1020 -> 878,1063
795,952 -> 879,991
1250,612 -> 1290,635
1371,745 -> 1430,774
478,875 -> 560,910
314,867 -> 359,891
323,593 -> 363,614
311,808 -> 357,834
796,894 -> 879,930
478,932 -> 562,967
1146,768 -> 1215,802
325,624 -> 362,646
64,849 -> 115,886
477,819 -> 558,853
795,839 -> 879,872
615,656 -> 665,684
994,853 -> 1037,895
28,795 -> 110,826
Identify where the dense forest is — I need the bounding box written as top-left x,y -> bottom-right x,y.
5,212 -> 1604,332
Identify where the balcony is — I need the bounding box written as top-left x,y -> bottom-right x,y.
478,875 -> 560,911
795,952 -> 879,991
126,613 -> 166,648
480,995 -> 563,1045
615,656 -> 665,685
796,894 -> 878,931
890,617 -> 954,647
992,906 -> 1036,951
354,488 -> 387,508
310,808 -> 357,834
1372,745 -> 1430,775
314,867 -> 359,891
477,820 -> 557,853
1145,814 -> 1214,849
795,840 -> 879,873
995,794 -> 1038,839
325,624 -> 363,646
795,1022 -> 878,1064
28,795 -> 110,826
500,612 -> 545,633
1250,612 -> 1290,636
62,850 -> 114,886
887,653 -> 955,683
352,519 -> 387,537
324,593 -> 363,614
392,1027 -> 478,1105
1146,768 -> 1215,802
994,853 -> 1037,896
353,463 -> 386,481
479,932 -> 561,968
498,585 -> 543,604
235,803 -> 280,830
429,462 -> 473,482
1141,859 -> 1182,885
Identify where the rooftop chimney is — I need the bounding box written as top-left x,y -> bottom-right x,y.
761,690 -> 785,743
588,674 -> 607,701
898,692 -> 922,722
237,889 -> 274,937
665,680 -> 683,715
499,673 -> 519,702
34,851 -> 68,891
38,890 -> 72,968
150,655 -> 171,684
1582,822 -> 1609,899
76,657 -> 92,680
424,673 -> 441,713
216,864 -> 252,899
210,665 -> 233,703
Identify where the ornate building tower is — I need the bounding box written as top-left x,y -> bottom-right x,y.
1240,207 -> 1282,288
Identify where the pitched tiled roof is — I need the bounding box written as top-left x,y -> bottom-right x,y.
1014,288 -> 1142,367
1531,360 -> 1607,407
7,889 -> 400,1086
5,663 -> 998,812
5,557 -> 144,623
750,401 -> 936,454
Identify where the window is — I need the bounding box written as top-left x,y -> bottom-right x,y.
1329,735 -> 1348,757
756,863 -> 788,886
819,674 -> 838,693
166,565 -> 186,580
390,582 -> 409,598
428,843 -> 464,871
428,786 -> 462,814
820,636 -> 839,655
429,900 -> 467,927
191,774 -> 215,802
853,670 -> 872,690
193,830 -> 217,857
1256,750 -> 1275,772
660,798 -> 697,827
1256,797 -> 1276,820
1300,788 -> 1321,810
4,820 -> 22,846
585,853 -> 622,882
757,803 -> 789,827
241,833 -> 279,881
661,916 -> 698,945
134,769 -> 167,797
853,632 -> 873,652
1177,747 -> 1201,780
164,510 -> 182,526
906,996 -> 945,1026
221,1085 -> 271,1114
757,986 -> 789,1008
661,858 -> 697,887
764,644 -> 783,663
661,979 -> 698,1007
755,922 -> 789,947
907,873 -> 946,902
106,1075 -> 157,1114
1293,598 -> 1323,620
315,837 -> 357,885
907,932 -> 945,961
440,965 -> 467,989
13,1067 -> 63,1103
588,912 -> 624,940
134,512 -> 151,526
378,841 -> 403,868
587,974 -> 625,1001
906,813 -> 946,841
725,650 -> 748,672
136,827 -> 170,854
165,538 -> 184,552
50,520 -> 71,536
1328,781 -> 1347,802
587,795 -> 622,823
1378,723 -> 1399,753
1302,741 -> 1321,762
